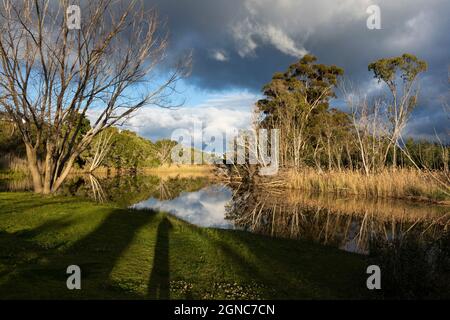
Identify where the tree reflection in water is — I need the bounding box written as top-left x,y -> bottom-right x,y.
225,183 -> 450,298
224,183 -> 449,254
58,174 -> 211,207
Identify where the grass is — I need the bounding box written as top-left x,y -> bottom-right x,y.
283,168 -> 449,202
0,192 -> 370,299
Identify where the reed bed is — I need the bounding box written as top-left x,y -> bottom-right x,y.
281,168 -> 449,202
141,164 -> 214,176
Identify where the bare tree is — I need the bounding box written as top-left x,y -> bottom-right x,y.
88,131 -> 113,172
0,0 -> 189,193
151,139 -> 177,166
342,81 -> 389,174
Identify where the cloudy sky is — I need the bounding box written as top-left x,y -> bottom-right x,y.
122,0 -> 449,143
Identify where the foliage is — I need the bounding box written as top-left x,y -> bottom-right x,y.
368,54 -> 428,166
0,115 -> 183,172
368,53 -> 427,88
98,129 -> 158,170
256,54 -> 345,168
0,115 -> 25,156
252,53 -> 448,173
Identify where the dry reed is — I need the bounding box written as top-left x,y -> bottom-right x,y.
281,168 -> 449,202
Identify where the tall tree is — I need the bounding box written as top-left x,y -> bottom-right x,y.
257,54 -> 343,167
0,0 -> 189,193
368,53 -> 427,167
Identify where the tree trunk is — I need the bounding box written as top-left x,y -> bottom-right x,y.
25,144 -> 43,193
392,144 -> 397,168
327,136 -> 332,170
51,153 -> 78,193
43,143 -> 55,194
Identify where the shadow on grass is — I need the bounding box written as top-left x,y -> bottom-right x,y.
147,217 -> 172,299
181,220 -> 367,299
64,209 -> 158,293
0,208 -> 159,298
0,195 -> 82,216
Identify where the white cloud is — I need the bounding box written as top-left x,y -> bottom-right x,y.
210,49 -> 229,61
232,18 -> 259,57
109,91 -> 259,152
263,25 -> 308,57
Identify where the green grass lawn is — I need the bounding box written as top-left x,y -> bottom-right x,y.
0,192 -> 370,299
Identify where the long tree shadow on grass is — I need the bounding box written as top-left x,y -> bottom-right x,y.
0,208 -> 158,298
66,209 -> 157,295
147,217 -> 172,299
183,223 -> 367,299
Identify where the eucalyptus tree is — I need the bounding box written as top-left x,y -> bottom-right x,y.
257,54 -> 343,167
368,53 -> 427,167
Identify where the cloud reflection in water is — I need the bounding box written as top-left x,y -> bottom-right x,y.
132,185 -> 234,229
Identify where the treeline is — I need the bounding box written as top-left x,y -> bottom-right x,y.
0,114 -> 177,172
256,54 -> 449,173
79,127 -> 177,171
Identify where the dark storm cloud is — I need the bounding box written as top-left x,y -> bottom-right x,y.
144,0 -> 449,140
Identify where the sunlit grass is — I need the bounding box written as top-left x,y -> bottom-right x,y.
0,192 -> 368,299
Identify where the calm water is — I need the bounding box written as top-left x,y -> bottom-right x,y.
132,184 -> 235,229
1,173 -> 448,255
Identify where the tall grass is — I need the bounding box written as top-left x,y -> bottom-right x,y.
283,168 -> 449,202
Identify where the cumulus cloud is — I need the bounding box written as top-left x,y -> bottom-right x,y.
114,91 -> 258,151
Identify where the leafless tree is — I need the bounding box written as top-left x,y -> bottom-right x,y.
88,131 -> 113,172
0,0 -> 189,193
343,82 -> 389,174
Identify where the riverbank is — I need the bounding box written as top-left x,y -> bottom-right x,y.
0,192 -> 369,299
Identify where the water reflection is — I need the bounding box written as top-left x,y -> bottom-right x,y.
224,184 -> 449,254
59,174 -> 211,207
133,185 -> 234,229
2,174 -> 448,254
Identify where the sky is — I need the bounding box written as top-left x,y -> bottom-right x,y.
120,0 -> 449,144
